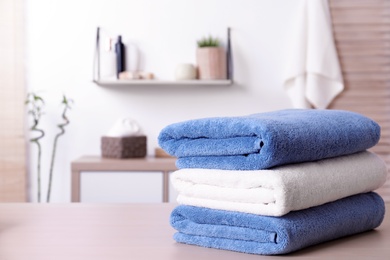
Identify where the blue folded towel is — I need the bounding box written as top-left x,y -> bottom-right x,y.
170,192 -> 385,255
158,109 -> 380,170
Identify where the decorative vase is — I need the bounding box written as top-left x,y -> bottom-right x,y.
175,63 -> 197,80
196,47 -> 227,80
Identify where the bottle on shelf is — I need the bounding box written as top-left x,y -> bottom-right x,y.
100,37 -> 116,79
115,35 -> 126,79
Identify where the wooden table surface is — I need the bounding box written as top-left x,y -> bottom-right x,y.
0,203 -> 389,260
71,156 -> 177,202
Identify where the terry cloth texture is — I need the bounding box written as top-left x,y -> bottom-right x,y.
158,109 -> 380,170
171,151 -> 388,216
170,192 -> 385,255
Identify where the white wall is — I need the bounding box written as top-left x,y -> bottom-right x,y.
25,0 -> 297,202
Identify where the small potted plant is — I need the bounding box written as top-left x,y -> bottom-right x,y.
196,35 -> 227,80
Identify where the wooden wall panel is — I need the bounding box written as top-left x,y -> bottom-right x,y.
0,0 -> 27,202
329,0 -> 390,201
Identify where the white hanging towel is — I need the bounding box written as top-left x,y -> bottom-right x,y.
283,0 -> 344,109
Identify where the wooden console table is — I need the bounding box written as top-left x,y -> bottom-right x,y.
71,156 -> 177,202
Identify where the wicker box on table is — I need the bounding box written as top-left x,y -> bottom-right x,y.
101,136 -> 147,158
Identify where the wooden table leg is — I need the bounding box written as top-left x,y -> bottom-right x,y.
162,171 -> 170,203
71,170 -> 81,202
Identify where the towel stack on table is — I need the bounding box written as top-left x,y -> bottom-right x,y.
158,109 -> 387,255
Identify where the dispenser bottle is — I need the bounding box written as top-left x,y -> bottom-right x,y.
100,37 -> 116,79
115,35 -> 126,79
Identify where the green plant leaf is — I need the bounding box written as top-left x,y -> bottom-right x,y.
197,35 -> 220,48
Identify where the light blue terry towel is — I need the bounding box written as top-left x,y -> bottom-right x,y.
170,192 -> 385,255
158,109 -> 380,170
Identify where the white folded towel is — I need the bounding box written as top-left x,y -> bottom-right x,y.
283,0 -> 344,109
171,151 -> 387,216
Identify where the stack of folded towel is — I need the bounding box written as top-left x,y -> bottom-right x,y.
158,109 -> 387,255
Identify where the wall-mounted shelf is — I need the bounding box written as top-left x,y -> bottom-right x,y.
93,79 -> 232,87
93,28 -> 234,87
